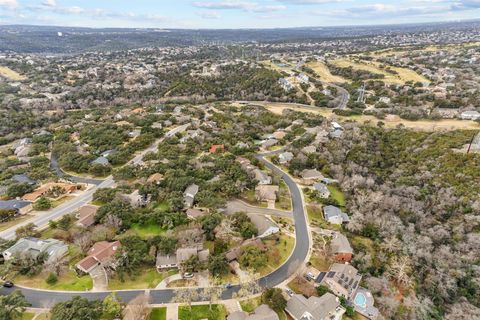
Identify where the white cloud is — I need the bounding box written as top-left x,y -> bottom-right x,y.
198,11 -> 221,19
193,1 -> 286,12
0,0 -> 18,9
42,0 -> 57,7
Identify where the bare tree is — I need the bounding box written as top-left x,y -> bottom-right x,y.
123,293 -> 151,320
73,231 -> 93,253
202,283 -> 223,311
386,256 -> 413,288
173,288 -> 199,312
233,271 -> 261,300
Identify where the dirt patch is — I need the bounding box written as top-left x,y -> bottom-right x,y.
0,66 -> 26,81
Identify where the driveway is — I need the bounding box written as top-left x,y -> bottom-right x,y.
226,199 -> 292,218
90,265 -> 108,292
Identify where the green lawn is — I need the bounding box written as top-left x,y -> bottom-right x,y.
178,304 -> 227,320
257,234 -> 295,276
327,185 -> 346,207
16,313 -> 35,320
240,190 -> 267,208
149,308 -> 167,320
14,270 -> 92,291
155,201 -> 170,212
108,268 -> 176,290
306,205 -> 341,231
240,297 -> 262,313
130,223 -> 166,239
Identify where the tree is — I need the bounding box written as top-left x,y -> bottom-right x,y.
6,183 -> 34,199
102,293 -> 122,320
15,223 -> 39,239
0,290 -> 30,320
316,285 -> 329,297
173,288 -> 199,313
33,197 -> 52,211
50,296 -> 103,320
208,253 -> 229,277
261,288 -> 287,312
202,285 -> 223,311
123,294 -> 151,320
46,272 -> 58,285
239,246 -> 267,271
234,272 -> 261,300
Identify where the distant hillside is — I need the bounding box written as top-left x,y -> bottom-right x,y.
1,20 -> 479,55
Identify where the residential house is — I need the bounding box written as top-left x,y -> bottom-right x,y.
120,190 -> 150,208
156,246 -> 209,270
272,131 -> 287,140
248,214 -> 280,238
302,146 -> 317,154
279,78 -> 294,91
320,263 -> 362,300
228,304 -> 279,320
184,184 -> 199,208
10,174 -> 37,185
285,293 -> 345,320
75,205 -> 98,228
209,144 -> 225,154
253,169 -> 272,185
300,169 -> 324,185
278,152 -> 294,164
261,139 -> 278,149
255,185 -> 279,208
22,182 -> 77,202
76,241 -> 121,274
91,156 -> 109,166
313,183 -> 330,198
461,110 -> 480,120
330,232 -> 353,262
323,206 -> 349,225
2,237 -> 68,263
0,200 -> 32,215
147,173 -> 164,184
297,73 -> 309,84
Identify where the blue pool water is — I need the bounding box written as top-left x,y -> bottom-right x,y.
354,293 -> 367,307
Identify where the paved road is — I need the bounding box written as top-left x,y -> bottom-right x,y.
226,199 -> 292,218
50,154 -> 105,186
0,124 -> 190,241
0,147 -> 311,307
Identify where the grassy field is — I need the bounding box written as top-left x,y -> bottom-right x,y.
14,270 -> 93,291
276,180 -> 292,211
257,234 -> 295,277
178,304 -> 227,320
0,215 -> 33,232
149,308 -> 167,320
0,66 -> 26,81
327,185 -> 346,207
306,61 -> 349,83
108,268 -> 176,290
306,205 -> 342,231
130,222 -> 166,239
17,313 -> 35,320
331,59 -> 429,85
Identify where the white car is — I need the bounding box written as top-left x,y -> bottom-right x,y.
183,272 -> 194,279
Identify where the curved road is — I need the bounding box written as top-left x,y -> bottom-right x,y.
0,148 -> 311,307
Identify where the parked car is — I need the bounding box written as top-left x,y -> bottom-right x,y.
183,272 -> 194,279
3,281 -> 14,288
225,283 -> 233,289
305,272 -> 315,281
285,288 -> 294,296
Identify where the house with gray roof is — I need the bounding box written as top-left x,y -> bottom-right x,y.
323,206 -> 349,225
313,183 -> 330,198
156,246 -> 209,270
320,263 -> 361,300
228,304 -> 279,320
184,184 -> 199,208
0,200 -> 33,215
253,169 -> 272,185
330,232 -> 353,262
285,293 -> 345,320
2,237 -> 68,263
279,152 -> 294,164
11,174 -> 37,185
91,156 -> 109,166
248,214 -> 280,238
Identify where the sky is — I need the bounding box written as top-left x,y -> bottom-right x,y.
0,0 -> 479,29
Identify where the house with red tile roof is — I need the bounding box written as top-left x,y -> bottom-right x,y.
76,241 -> 121,274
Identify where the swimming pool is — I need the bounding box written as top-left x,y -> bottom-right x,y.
354,292 -> 367,308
